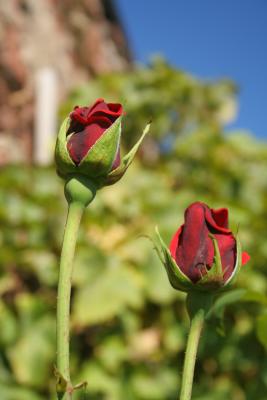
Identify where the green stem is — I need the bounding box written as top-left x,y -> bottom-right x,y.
179,307 -> 205,400
179,292 -> 213,400
56,201 -> 85,399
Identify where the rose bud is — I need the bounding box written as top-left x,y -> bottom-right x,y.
155,202 -> 250,292
55,98 -> 150,188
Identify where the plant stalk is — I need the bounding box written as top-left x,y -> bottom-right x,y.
56,201 -> 84,399
179,306 -> 205,400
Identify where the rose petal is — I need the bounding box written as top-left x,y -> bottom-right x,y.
241,252 -> 250,265
211,207 -> 229,229
205,206 -> 231,234
214,233 -> 236,280
70,99 -> 123,126
67,99 -> 123,165
169,226 -> 183,259
88,100 -> 123,119
70,107 -> 90,124
67,119 -> 110,165
175,203 -> 214,282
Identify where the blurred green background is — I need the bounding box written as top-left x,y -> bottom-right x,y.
1,60 -> 267,400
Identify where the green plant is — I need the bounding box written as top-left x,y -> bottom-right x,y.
0,60 -> 267,399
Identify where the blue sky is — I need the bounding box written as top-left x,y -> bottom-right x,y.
116,0 -> 267,139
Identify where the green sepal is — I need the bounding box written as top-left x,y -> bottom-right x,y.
195,234 -> 225,291
195,235 -> 243,292
155,227 -> 193,292
55,116 -> 76,177
54,366 -> 68,395
104,122 -> 151,185
78,116 -> 122,179
224,236 -> 242,286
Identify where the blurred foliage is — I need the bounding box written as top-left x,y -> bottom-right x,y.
61,57 -> 237,156
1,59 -> 267,399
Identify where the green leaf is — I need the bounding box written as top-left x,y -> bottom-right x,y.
0,301 -> 18,346
77,361 -> 120,398
131,368 -> 178,400
7,316 -> 55,388
256,313 -> 267,351
73,264 -> 143,326
242,291 -> 267,305
0,383 -> 43,400
143,251 -> 178,304
96,336 -> 127,372
206,288 -> 246,319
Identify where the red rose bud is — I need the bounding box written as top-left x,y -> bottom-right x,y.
67,99 -> 123,167
155,202 -> 250,292
55,98 -> 151,190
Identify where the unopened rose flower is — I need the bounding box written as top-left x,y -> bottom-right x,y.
67,99 -> 122,167
54,99 -> 150,396
156,202 -> 250,292
55,98 -> 150,188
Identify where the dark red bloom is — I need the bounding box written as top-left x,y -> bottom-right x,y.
67,98 -> 123,166
169,202 -> 250,283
